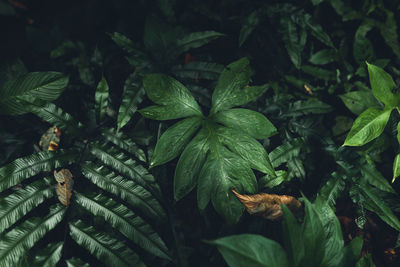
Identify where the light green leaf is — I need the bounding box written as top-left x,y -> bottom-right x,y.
175,31 -> 224,55
150,116 -> 202,167
343,107 -> 392,146
0,72 -> 69,115
393,154 -> 400,183
208,234 -> 289,267
0,149 -> 76,191
33,242 -> 63,267
69,220 -> 145,267
211,58 -> 252,114
0,178 -> 54,233
117,72 -> 145,131
367,62 -> 400,107
74,192 -> 170,260
140,74 -> 202,119
339,90 -> 381,115
0,205 -> 65,266
174,129 -> 210,201
213,108 -> 277,139
216,126 -> 275,176
95,76 -> 109,124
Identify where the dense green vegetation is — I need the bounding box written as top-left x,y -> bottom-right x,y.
1,0 -> 400,266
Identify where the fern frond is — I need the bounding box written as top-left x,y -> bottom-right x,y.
81,163 -> 166,221
69,219 -> 145,267
66,257 -> 90,267
28,103 -> 84,136
269,138 -> 304,168
101,128 -> 146,162
89,143 -> 157,192
0,178 -> 54,233
0,204 -> 65,267
319,172 -> 346,207
74,192 -> 170,260
32,242 -> 63,267
0,149 -> 76,191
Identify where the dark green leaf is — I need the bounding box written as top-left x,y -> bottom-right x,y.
280,16 -> 306,69
95,76 -> 109,124
269,138 -> 304,168
239,9 -> 263,47
304,13 -> 334,48
309,49 -> 337,65
66,257 -> 90,267
353,24 -> 374,64
33,242 -> 63,267
172,61 -> 224,81
361,163 -> 395,193
393,154 -> 400,183
339,90 -> 381,115
175,31 -> 224,55
319,172 -> 346,207
284,99 -> 332,117
282,205 -> 304,267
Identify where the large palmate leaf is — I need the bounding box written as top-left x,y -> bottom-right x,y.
74,192 -> 170,260
0,149 -> 76,191
343,107 -> 392,146
0,204 -> 65,267
69,220 -> 145,267
0,178 -> 54,233
0,72 -> 69,115
208,234 -> 289,267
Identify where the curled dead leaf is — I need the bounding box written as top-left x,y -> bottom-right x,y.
232,189 -> 302,221
54,169 -> 74,207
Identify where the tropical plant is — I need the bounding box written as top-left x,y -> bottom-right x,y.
0,66 -> 171,266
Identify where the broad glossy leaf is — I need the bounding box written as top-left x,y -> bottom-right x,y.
282,205 -> 304,267
174,129 -> 210,201
33,242 -> 63,267
309,49 -> 337,65
0,205 -> 65,266
208,234 -> 289,267
0,72 -> 69,115
74,192 -> 170,260
198,144 -> 257,223
95,76 -> 109,123
141,74 -> 202,119
69,220 -> 145,267
117,72 -> 145,131
216,126 -> 275,176
0,149 -> 76,191
343,107 -> 392,146
0,178 -> 54,233
353,184 -> 400,232
339,90 -> 380,115
367,62 -> 400,107
175,31 -> 224,55
214,108 -> 277,139
393,154 -> 400,183
171,61 -> 224,81
211,58 -> 252,114
151,116 -> 202,167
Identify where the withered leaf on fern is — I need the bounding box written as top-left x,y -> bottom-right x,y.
39,126 -> 62,151
54,169 -> 74,206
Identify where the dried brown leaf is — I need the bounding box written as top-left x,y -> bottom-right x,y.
54,169 -> 74,206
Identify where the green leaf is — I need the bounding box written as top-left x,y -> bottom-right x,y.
280,16 -> 307,69
282,205 -> 304,267
33,242 -> 63,267
353,24 -> 374,64
109,32 -> 147,66
95,76 -> 109,124
339,90 -> 381,115
319,172 -> 346,207
175,31 -> 224,55
0,178 -> 54,233
353,184 -> 400,232
0,149 -> 76,191
66,257 -> 90,267
140,74 -> 202,120
343,107 -> 392,146
81,163 -> 165,221
74,192 -> 170,260
28,103 -> 84,136
69,220 -> 145,267
309,49 -> 337,65
0,205 -> 65,266
269,138 -> 304,168
211,58 -> 252,114
301,65 -> 336,80
239,9 -> 263,47
393,154 -> 400,183
284,99 -> 333,117
117,72 -> 145,131
174,129 -> 210,201
198,144 -> 257,224
361,163 -> 395,193
216,127 -> 275,176
213,108 -> 277,139
0,72 -> 69,115
356,254 -> 376,267
172,61 -> 224,81
208,234 -> 289,267
259,170 -> 288,189
150,116 -> 202,167
367,62 -> 400,107
341,236 -> 363,266
304,13 -> 334,48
